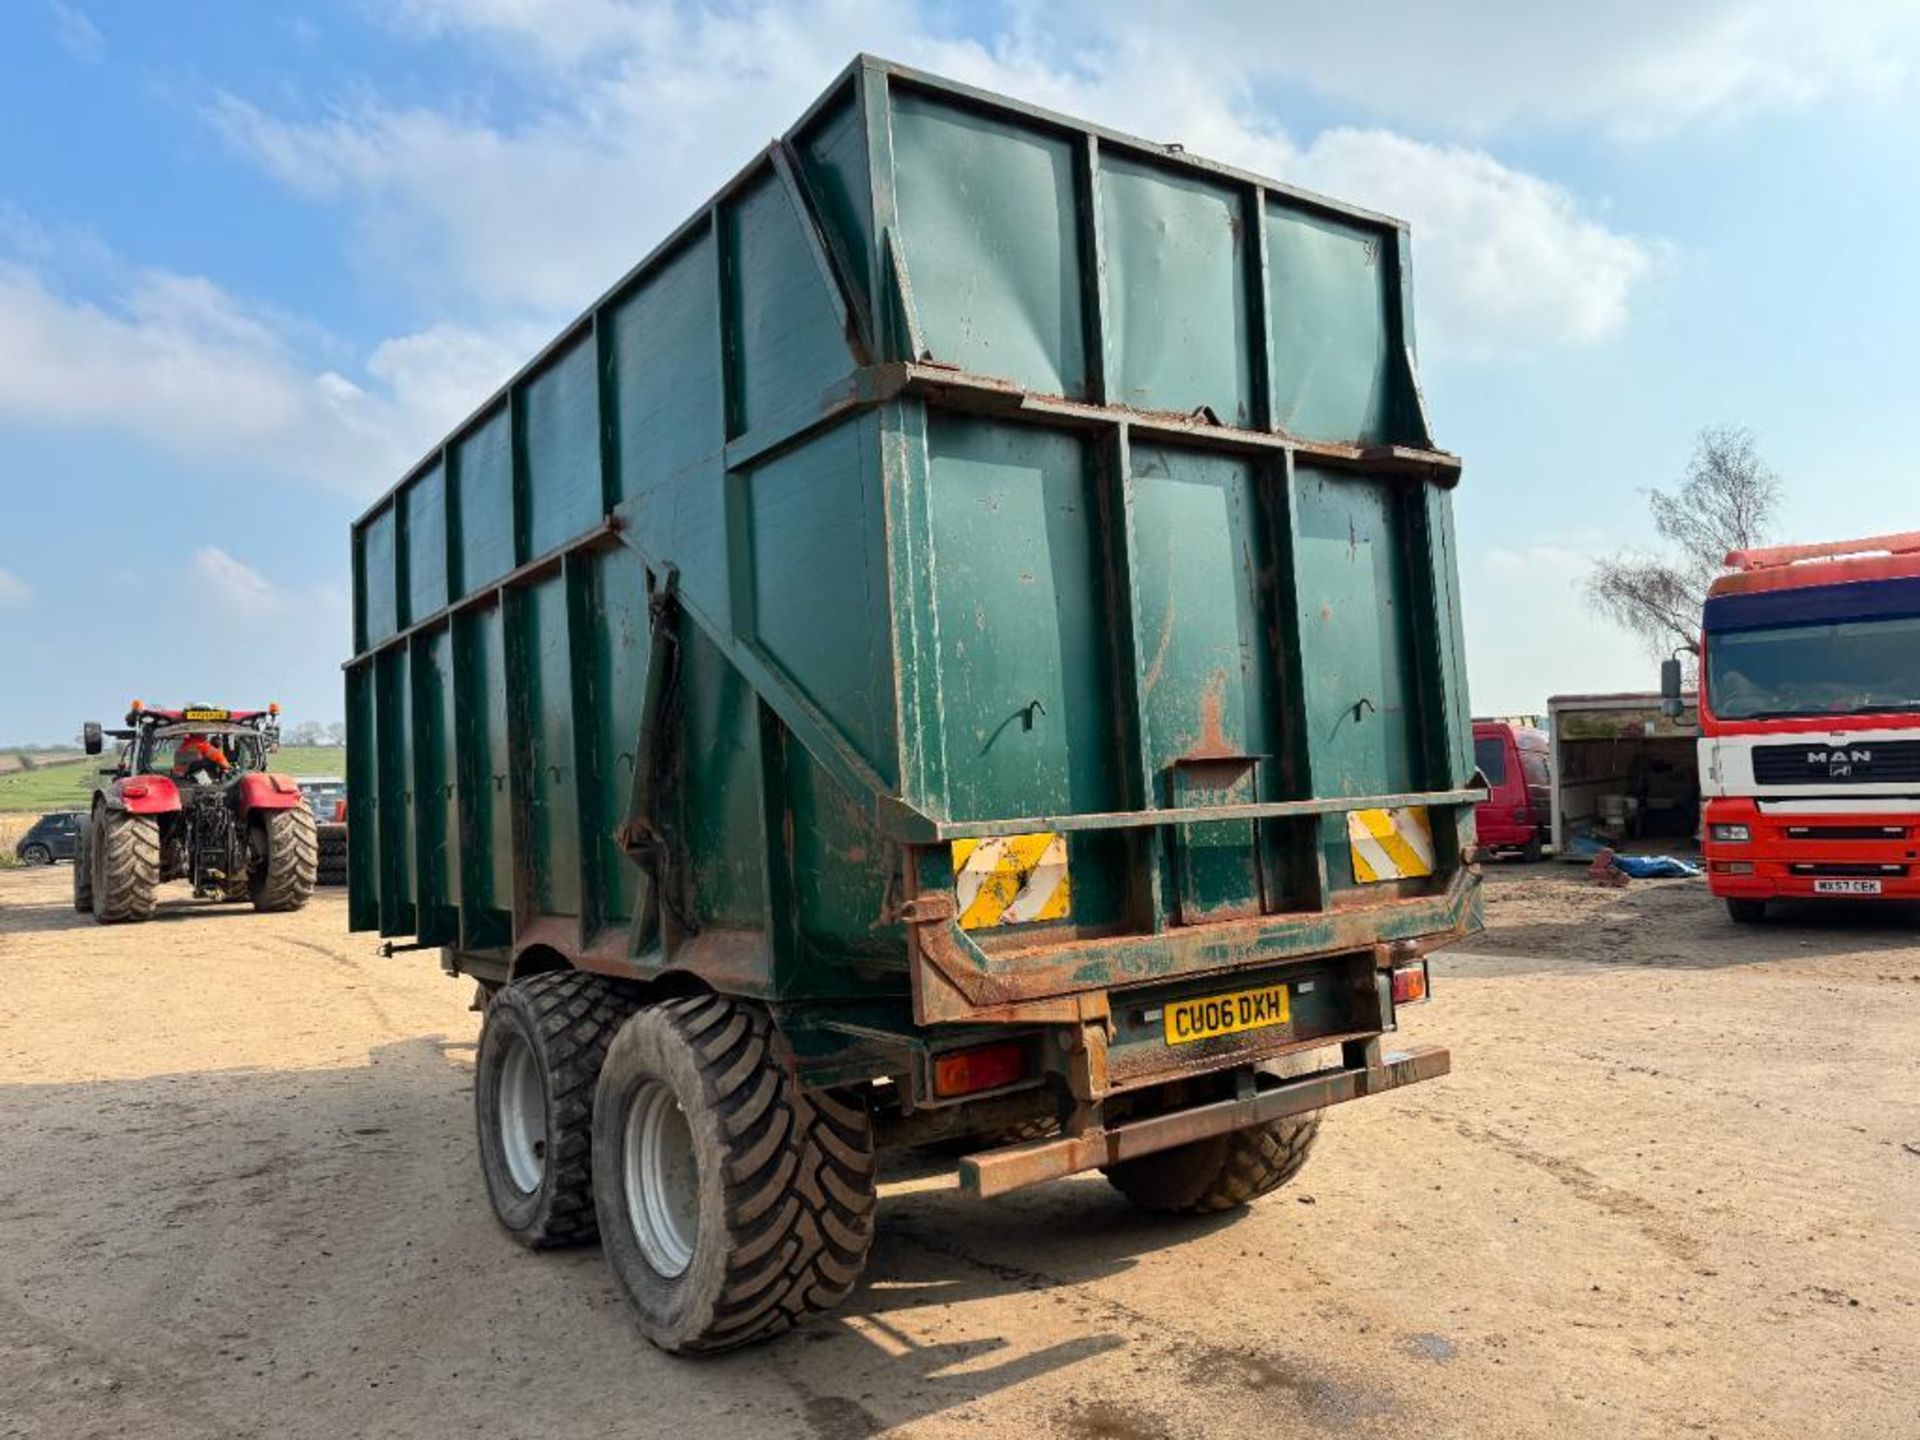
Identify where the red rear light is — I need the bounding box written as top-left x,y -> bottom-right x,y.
932,1042 -> 1029,1098
1391,963 -> 1429,1006
123,783 -> 148,799
334,799 -> 347,822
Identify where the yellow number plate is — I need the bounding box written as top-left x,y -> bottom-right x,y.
183,708 -> 231,722
1164,983 -> 1291,1046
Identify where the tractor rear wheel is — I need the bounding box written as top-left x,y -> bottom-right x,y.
92,808 -> 158,924
250,807 -> 318,913
71,820 -> 93,912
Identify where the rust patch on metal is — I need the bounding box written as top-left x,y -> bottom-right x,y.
1188,668 -> 1235,759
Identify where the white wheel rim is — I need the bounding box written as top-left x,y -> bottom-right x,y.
624,1080 -> 699,1278
497,1034 -> 546,1193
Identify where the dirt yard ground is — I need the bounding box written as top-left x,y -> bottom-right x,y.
3,863 -> 1916,1439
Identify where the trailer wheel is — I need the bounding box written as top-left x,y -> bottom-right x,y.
1104,1113 -> 1321,1215
249,807 -> 317,912
592,996 -> 877,1354
475,971 -> 641,1247
917,1117 -> 1058,1157
1725,898 -> 1767,924
91,808 -> 158,925
71,820 -> 93,912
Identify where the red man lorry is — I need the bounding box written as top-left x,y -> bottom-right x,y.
1690,531 -> 1920,922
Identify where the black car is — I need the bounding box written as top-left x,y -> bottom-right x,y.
15,811 -> 83,865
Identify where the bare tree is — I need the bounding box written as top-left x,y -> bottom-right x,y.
324,720 -> 348,748
1587,426 -> 1780,655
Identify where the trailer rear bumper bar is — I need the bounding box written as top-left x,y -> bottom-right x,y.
957,1042 -> 1449,1198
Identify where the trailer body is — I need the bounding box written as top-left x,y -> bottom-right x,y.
346,57 -> 1479,1197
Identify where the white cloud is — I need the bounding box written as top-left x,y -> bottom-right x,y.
1293,131 -> 1659,355
207,0 -> 991,315
192,547 -> 281,608
0,567 -> 30,608
1097,1 -> 1920,141
211,0 -> 1660,359
186,545 -> 350,642
49,1 -> 104,62
383,0 -> 653,67
0,259 -> 522,496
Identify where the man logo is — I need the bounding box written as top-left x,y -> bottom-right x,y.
1807,748 -> 1872,778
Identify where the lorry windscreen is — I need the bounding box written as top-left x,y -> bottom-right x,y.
1707,613 -> 1920,720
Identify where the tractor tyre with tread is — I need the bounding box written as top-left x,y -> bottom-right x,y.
591,995 -> 878,1354
475,971 -> 643,1247
1104,1113 -> 1321,1215
250,806 -> 317,913
71,820 -> 93,912
91,808 -> 158,925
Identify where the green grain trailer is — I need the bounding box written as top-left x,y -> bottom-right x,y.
346,56 -> 1482,1354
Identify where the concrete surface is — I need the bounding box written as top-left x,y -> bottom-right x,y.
2,864 -> 1916,1438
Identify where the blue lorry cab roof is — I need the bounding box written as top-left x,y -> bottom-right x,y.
1703,574 -> 1920,633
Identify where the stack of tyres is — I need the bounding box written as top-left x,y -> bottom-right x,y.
316,822 -> 347,886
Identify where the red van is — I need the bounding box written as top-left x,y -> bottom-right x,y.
1472,720 -> 1552,861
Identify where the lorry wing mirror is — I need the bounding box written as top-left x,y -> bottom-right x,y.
83,721 -> 103,756
1659,657 -> 1684,718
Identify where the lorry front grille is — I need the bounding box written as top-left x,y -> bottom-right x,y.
1783,825 -> 1909,841
1786,862 -> 1909,877
1753,739 -> 1920,785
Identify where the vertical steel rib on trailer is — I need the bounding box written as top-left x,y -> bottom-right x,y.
344,55 -> 1480,1139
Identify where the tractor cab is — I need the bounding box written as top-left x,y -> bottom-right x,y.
142,722 -> 273,784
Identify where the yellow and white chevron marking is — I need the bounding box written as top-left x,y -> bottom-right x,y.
952,832 -> 1071,929
1346,806 -> 1435,883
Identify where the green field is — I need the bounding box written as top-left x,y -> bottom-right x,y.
0,747 -> 346,813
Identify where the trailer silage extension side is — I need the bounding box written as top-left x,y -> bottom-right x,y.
346,57 -> 1482,1352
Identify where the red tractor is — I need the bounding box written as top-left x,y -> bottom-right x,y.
74,703 -> 318,924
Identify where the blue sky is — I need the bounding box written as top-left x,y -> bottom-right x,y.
3,1 -> 1918,744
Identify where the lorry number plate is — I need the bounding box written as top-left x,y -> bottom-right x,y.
1164,984 -> 1290,1045
1814,878 -> 1881,895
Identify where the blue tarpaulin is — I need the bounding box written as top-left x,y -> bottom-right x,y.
1608,854 -> 1701,879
